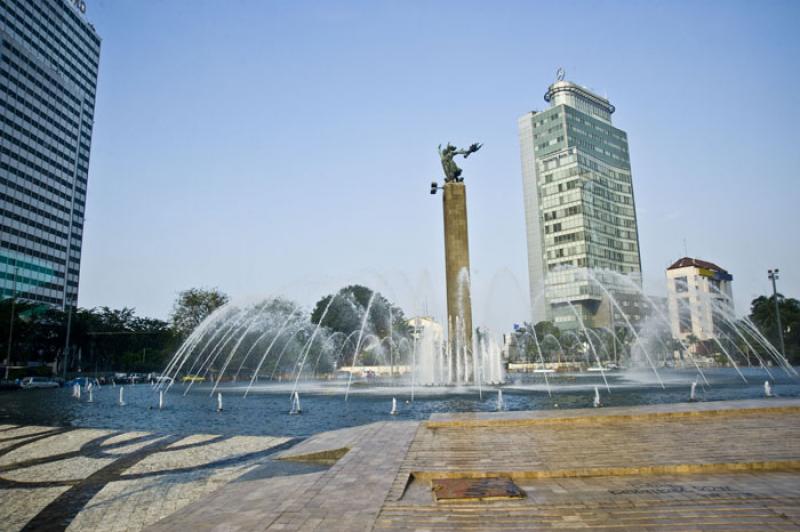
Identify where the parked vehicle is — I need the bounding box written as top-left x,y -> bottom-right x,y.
66,377 -> 100,388
20,376 -> 60,389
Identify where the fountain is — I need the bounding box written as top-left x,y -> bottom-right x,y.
217,392 -> 223,412
119,387 -> 125,406
147,259 -> 796,425
159,390 -> 164,410
87,387 -> 93,403
496,389 -> 505,411
765,381 -> 774,398
289,391 -> 302,415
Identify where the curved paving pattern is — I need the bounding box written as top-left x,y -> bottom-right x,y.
0,425 -> 295,531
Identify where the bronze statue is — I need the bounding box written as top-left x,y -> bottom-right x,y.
438,142 -> 482,183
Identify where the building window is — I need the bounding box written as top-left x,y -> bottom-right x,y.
678,299 -> 692,333
675,276 -> 688,293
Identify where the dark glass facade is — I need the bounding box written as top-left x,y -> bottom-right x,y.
0,0 -> 100,307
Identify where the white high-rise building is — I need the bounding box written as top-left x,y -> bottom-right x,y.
519,74 -> 642,329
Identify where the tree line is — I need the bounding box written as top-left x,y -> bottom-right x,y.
0,288 -> 228,379
0,284 -> 414,379
2,287 -> 796,380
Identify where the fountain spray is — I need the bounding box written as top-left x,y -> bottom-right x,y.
593,386 -> 601,408
119,387 -> 125,406
217,392 -> 223,412
390,397 -> 398,415
289,391 -> 302,415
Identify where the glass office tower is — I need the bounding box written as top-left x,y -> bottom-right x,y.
519,78 -> 642,329
0,0 -> 101,308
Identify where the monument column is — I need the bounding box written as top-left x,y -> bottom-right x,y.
442,181 -> 474,383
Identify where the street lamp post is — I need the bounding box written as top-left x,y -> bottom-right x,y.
767,269 -> 786,359
62,302 -> 73,380
4,266 -> 18,380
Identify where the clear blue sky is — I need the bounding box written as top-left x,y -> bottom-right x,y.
79,0 -> 800,330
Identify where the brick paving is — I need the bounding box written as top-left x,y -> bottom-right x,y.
376,399 -> 800,531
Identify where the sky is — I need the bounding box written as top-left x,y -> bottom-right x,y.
78,0 -> 800,331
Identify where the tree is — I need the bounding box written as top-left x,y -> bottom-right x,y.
170,288 -> 229,339
311,285 -> 411,364
749,294 -> 800,364
311,285 -> 409,338
533,321 -> 560,342
0,301 -> 64,371
0,301 -> 178,377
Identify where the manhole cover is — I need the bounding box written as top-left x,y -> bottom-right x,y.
431,477 -> 525,502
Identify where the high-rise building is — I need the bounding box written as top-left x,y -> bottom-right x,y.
666,257 -> 734,348
518,74 -> 642,329
0,0 -> 101,308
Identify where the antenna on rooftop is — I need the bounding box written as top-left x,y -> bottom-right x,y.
556,67 -> 565,82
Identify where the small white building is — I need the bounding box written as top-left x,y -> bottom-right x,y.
666,257 -> 734,345
407,316 -> 444,342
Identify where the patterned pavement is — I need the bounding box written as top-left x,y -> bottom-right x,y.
2,399 -> 800,531
0,424 -> 294,531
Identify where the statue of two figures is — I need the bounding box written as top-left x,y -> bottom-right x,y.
438,142 -> 482,183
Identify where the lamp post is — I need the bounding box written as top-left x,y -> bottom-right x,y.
767,269 -> 786,359
62,300 -> 73,380
4,266 -> 18,380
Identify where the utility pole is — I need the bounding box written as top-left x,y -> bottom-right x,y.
63,302 -> 73,380
4,266 -> 18,380
767,269 -> 786,359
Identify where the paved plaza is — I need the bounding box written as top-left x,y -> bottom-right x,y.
0,425 -> 295,531
1,399 -> 800,530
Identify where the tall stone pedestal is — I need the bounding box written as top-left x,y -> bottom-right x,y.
442,181 -> 473,383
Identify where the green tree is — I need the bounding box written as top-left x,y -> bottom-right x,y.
749,294 -> 800,364
0,301 -> 177,377
311,285 -> 410,363
170,288 -> 229,339
0,301 -> 64,372
311,285 -> 409,338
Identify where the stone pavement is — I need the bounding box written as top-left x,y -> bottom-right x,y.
0,424 -> 294,531
153,399 -> 800,531
376,398 -> 800,531
2,399 -> 800,531
149,420 -> 420,532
